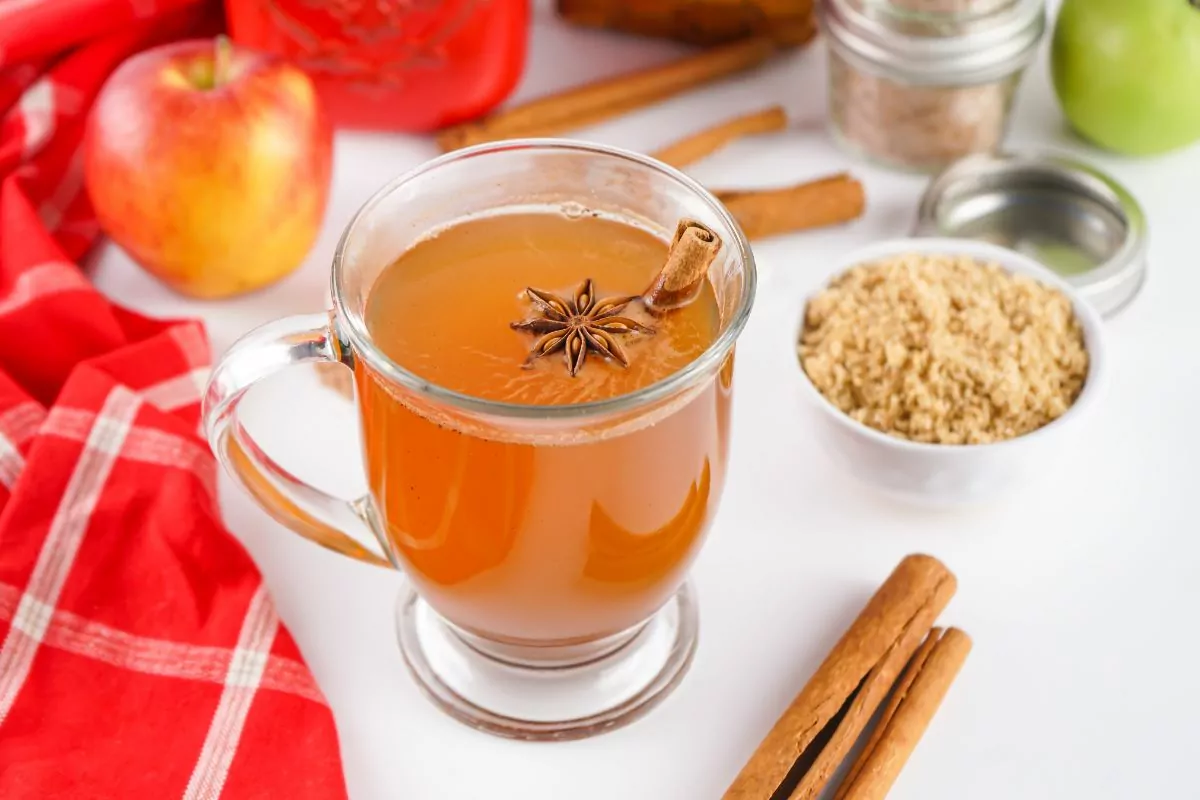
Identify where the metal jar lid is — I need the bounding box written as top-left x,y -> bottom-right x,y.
818,0 -> 1046,84
913,152 -> 1148,317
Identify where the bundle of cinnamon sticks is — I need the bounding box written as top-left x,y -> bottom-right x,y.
723,554 -> 972,799
435,37 -> 866,242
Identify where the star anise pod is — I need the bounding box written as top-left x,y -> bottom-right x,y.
511,279 -> 654,376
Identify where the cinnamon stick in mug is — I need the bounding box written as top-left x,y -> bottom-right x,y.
714,173 -> 865,241
721,554 -> 957,800
652,106 -> 788,168
436,36 -> 778,152
644,219 -> 722,312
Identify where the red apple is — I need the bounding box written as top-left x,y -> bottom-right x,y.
84,37 -> 333,299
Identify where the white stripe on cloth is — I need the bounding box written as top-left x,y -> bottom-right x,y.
0,431 -> 23,490
0,261 -> 91,317
0,582 -> 324,705
0,381 -> 212,496
0,401 -> 46,448
142,367 -> 210,413
38,149 -> 85,233
41,407 -> 218,501
0,402 -> 44,489
15,77 -> 54,158
184,584 -> 281,800
0,386 -> 139,723
167,324 -> 211,370
16,76 -> 54,158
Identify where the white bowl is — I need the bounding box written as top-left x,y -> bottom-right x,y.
794,237 -> 1108,509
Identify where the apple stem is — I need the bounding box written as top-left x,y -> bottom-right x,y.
213,35 -> 233,88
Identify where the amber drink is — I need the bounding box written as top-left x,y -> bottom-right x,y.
360,211 -> 728,646
203,141 -> 755,739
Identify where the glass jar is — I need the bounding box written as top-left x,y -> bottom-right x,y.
225,0 -> 529,132
818,0 -> 1045,172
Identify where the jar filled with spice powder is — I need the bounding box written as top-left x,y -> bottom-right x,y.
818,0 -> 1045,171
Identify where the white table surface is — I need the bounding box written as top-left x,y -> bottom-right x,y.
91,2 -> 1200,797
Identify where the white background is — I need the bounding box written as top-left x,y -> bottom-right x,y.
91,1 -> 1200,797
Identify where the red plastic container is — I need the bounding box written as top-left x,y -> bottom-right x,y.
225,0 -> 529,132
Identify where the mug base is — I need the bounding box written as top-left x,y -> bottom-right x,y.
394,582 -> 698,741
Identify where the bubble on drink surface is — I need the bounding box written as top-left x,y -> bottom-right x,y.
559,202 -> 591,220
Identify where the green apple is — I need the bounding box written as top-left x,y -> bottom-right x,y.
1051,0 -> 1200,156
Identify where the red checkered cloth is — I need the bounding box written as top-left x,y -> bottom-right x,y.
0,2 -> 349,797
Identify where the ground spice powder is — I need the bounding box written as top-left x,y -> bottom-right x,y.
828,51 -> 1019,171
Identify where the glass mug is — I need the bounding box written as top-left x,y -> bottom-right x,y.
202,141 -> 756,739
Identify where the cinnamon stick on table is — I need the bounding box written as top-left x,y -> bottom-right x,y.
436,36 -> 778,152
715,173 -> 865,241
834,628 -> 973,800
652,106 -> 788,169
722,554 -> 957,800
837,625 -> 946,798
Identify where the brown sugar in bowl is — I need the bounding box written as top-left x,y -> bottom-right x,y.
792,237 -> 1107,508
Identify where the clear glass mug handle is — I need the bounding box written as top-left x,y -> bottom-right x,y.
202,313 -> 396,569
